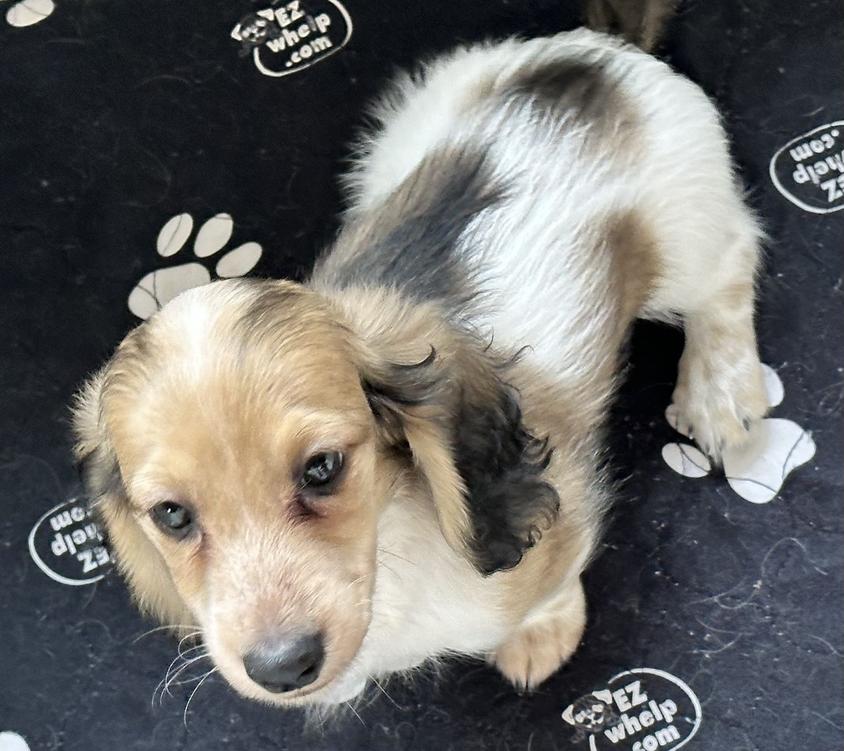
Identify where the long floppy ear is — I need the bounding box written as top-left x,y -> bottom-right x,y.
72,368 -> 193,628
350,299 -> 560,575
360,346 -> 475,560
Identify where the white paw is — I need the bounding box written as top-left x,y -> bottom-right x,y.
0,732 -> 30,751
662,365 -> 816,504
4,0 -> 54,27
128,212 -> 263,320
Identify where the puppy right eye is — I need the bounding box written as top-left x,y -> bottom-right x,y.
150,501 -> 194,539
301,451 -> 344,492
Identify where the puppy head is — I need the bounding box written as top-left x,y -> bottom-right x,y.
73,279 -> 559,705
74,280 -> 396,704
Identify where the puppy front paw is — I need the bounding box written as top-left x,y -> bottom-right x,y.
669,356 -> 769,461
490,585 -> 586,691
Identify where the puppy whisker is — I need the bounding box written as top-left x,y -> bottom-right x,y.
176,640 -> 206,660
165,652 -> 210,695
344,700 -> 366,726
161,646 -> 202,690
160,658 -> 211,709
368,675 -> 401,709
183,667 -> 219,727
153,648 -> 210,708
170,670 -> 217,687
132,624 -> 199,644
176,631 -> 204,657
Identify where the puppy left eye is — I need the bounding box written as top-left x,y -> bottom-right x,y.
301,451 -> 344,490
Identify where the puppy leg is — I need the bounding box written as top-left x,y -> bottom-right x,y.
669,252 -> 768,460
491,580 -> 585,691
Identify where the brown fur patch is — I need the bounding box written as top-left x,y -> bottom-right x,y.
606,209 -> 662,326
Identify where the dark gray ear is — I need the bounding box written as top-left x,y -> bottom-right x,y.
453,379 -> 559,575
72,368 -> 124,505
362,346 -> 560,575
76,436 -> 124,509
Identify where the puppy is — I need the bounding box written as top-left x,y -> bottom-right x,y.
73,29 -> 768,707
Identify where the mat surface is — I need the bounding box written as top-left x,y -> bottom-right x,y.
1,1 -> 842,749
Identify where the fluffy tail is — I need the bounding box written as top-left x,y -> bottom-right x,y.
583,0 -> 678,52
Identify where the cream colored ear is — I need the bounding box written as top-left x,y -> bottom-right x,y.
72,369 -> 194,628
99,500 -> 194,628
325,288 -> 474,561
393,408 -> 474,559
71,368 -> 110,463
357,344 -> 474,562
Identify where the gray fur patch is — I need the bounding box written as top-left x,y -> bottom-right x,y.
502,57 -> 633,142
313,149 -> 504,313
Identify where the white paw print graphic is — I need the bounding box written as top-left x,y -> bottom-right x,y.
128,212 -> 263,320
662,364 -> 816,503
2,0 -> 54,27
0,732 -> 30,751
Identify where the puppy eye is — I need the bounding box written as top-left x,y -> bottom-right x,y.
301,451 -> 344,491
150,501 -> 194,539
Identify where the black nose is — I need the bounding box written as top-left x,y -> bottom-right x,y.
243,632 -> 325,693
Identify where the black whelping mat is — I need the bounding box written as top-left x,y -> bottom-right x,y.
0,1 -> 841,749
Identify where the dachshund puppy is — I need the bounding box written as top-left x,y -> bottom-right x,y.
73,29 -> 768,706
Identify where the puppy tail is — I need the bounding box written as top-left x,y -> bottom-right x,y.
582,0 -> 678,52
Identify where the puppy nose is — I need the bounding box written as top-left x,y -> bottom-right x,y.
243,632 -> 325,693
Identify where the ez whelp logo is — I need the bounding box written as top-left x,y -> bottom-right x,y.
231,0 -> 352,78
562,668 -> 702,751
770,121 -> 844,214
28,499 -> 112,586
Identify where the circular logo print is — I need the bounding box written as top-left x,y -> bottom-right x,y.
562,668 -> 701,751
28,498 -> 113,586
769,121 -> 844,214
0,732 -> 31,751
231,0 -> 352,78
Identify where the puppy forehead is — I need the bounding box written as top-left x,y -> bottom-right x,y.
133,279 -> 362,400
155,280 -> 349,366
108,281 -> 372,473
